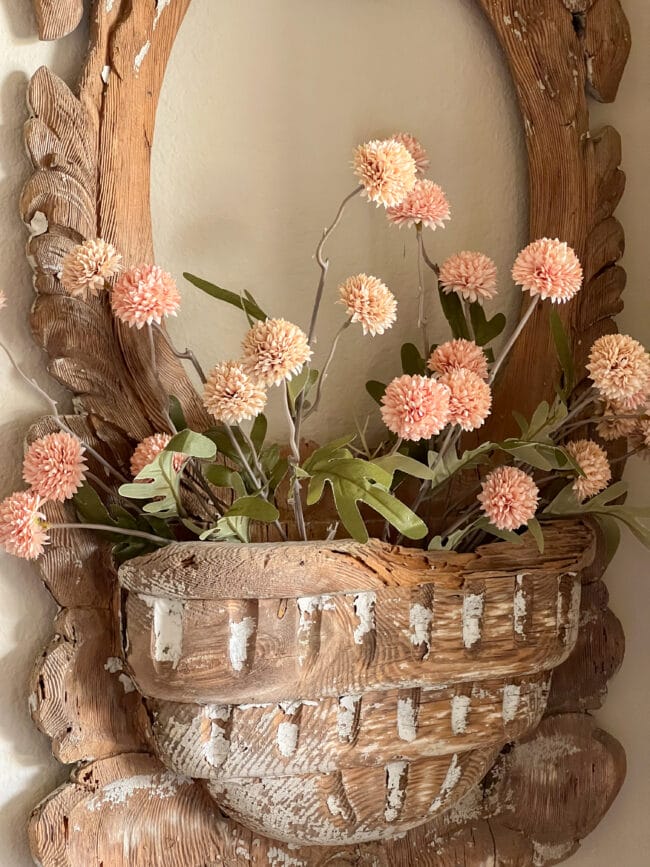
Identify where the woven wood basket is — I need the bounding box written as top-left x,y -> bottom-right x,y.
118,521 -> 594,845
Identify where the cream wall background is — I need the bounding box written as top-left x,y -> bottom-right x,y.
0,1 -> 647,865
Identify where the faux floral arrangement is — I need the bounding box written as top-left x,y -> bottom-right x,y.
1,133 -> 649,564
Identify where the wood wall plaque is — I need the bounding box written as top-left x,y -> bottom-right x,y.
22,1 -> 630,863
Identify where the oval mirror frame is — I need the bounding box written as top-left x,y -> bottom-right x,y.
22,1 -> 630,864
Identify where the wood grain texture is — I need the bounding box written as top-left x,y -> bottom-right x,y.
23,0 -> 631,862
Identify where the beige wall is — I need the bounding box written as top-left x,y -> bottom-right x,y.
0,1 -> 647,864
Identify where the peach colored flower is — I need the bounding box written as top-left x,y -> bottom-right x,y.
439,369 -> 492,432
203,361 -> 267,425
338,274 -> 397,336
512,238 -> 583,303
0,491 -> 48,560
23,432 -> 87,503
391,132 -> 430,175
565,439 -> 612,501
381,374 -> 450,441
60,239 -> 122,298
629,418 -> 650,460
130,433 -> 184,478
587,333 -> 650,404
112,264 -> 180,328
478,466 -> 539,532
596,406 -> 638,442
353,139 -> 417,208
439,252 -> 498,304
428,339 -> 489,381
386,180 -> 450,230
241,318 -> 312,387
0,290 -> 6,310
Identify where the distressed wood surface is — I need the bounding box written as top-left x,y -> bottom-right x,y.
23,0 -> 631,863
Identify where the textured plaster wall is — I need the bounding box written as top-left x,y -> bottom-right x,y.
0,1 -> 647,865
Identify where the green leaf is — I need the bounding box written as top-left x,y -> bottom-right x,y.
287,367 -> 319,410
205,426 -> 252,466
429,519 -> 479,551
549,307 -> 575,397
250,414 -> 267,452
302,436 -> 356,474
438,286 -> 470,340
108,504 -> 138,530
200,516 -> 250,543
527,517 -> 545,553
226,495 -> 279,523
184,273 -> 267,321
366,380 -> 387,405
73,483 -> 116,527
594,515 -> 621,567
168,395 -> 187,431
373,453 -> 435,482
528,401 -> 551,439
166,429 -> 216,459
469,303 -> 506,346
582,480 -> 628,509
502,440 -> 580,472
429,442 -> 494,489
119,451 -> 182,517
544,482 -> 582,515
474,517 -> 524,544
512,410 -> 529,438
204,464 -> 246,497
401,343 -> 426,375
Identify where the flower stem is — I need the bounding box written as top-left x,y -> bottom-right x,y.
50,523 -> 169,546
305,320 -> 351,419
224,424 -> 260,490
153,322 -> 207,384
489,296 -> 540,385
416,224 -> 429,356
283,384 -> 307,541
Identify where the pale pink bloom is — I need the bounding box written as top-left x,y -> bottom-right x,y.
386,179 -> 451,230
0,491 -> 48,560
478,466 -> 539,532
428,339 -> 489,381
630,419 -> 650,460
60,239 -> 122,298
565,439 -> 612,501
353,139 -> 417,208
596,406 -> 638,442
130,433 -> 184,478
439,369 -> 492,432
391,132 -> 430,175
439,252 -> 498,304
203,361 -> 267,424
112,264 -> 180,328
338,274 -> 397,336
241,318 -> 312,387
512,238 -> 583,303
0,290 -> 6,310
587,333 -> 650,404
381,374 -> 450,441
23,432 -> 87,503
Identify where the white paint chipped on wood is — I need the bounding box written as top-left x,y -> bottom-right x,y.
104,657 -> 123,674
353,591 -> 376,644
337,694 -> 360,741
141,595 -> 184,668
28,692 -> 38,713
515,733 -> 580,771
450,695 -> 471,735
105,0 -> 115,12
153,0 -> 174,29
429,753 -> 462,813
502,684 -> 521,724
384,761 -> 407,822
134,41 -> 151,72
514,574 -> 528,637
118,673 -> 136,694
396,697 -> 417,743
326,795 -> 346,818
279,700 -> 302,715
277,722 -> 299,757
101,65 -> 111,84
229,617 -> 256,672
29,210 -> 49,236
266,846 -> 307,867
462,593 -> 484,649
408,603 -> 433,656
532,840 -> 576,866
85,772 -> 187,812
202,705 -> 231,767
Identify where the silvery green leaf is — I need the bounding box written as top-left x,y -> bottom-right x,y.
166,429 -> 216,459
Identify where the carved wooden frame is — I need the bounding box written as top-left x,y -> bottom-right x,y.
22,1 -> 630,864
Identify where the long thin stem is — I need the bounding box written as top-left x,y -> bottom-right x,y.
0,340 -> 130,484
153,323 -> 207,384
305,320 -> 351,419
224,425 -> 260,490
50,523 -> 169,545
148,325 -> 177,433
551,389 -> 598,436
489,296 -> 540,385
416,224 -> 429,355
283,384 -> 307,541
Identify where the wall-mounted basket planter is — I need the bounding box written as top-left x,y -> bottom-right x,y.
118,521 -> 593,845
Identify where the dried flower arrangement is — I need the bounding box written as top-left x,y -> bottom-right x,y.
1,134 -> 649,563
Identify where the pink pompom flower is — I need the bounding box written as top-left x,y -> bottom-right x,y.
130,433 -> 184,478
439,252 -> 498,304
60,238 -> 122,298
439,369 -> 492,432
353,139 -> 417,208
338,274 -> 397,336
565,439 -> 612,501
23,432 -> 87,503
0,491 -> 48,560
112,264 -> 180,328
203,361 -> 268,424
478,466 -> 539,532
587,333 -> 650,405
512,238 -> 583,303
391,133 -> 430,176
381,374 -> 451,441
428,339 -> 489,381
241,318 -> 312,387
386,180 -> 451,230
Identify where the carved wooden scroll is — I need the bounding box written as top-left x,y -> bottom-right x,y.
22,0 -> 630,864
